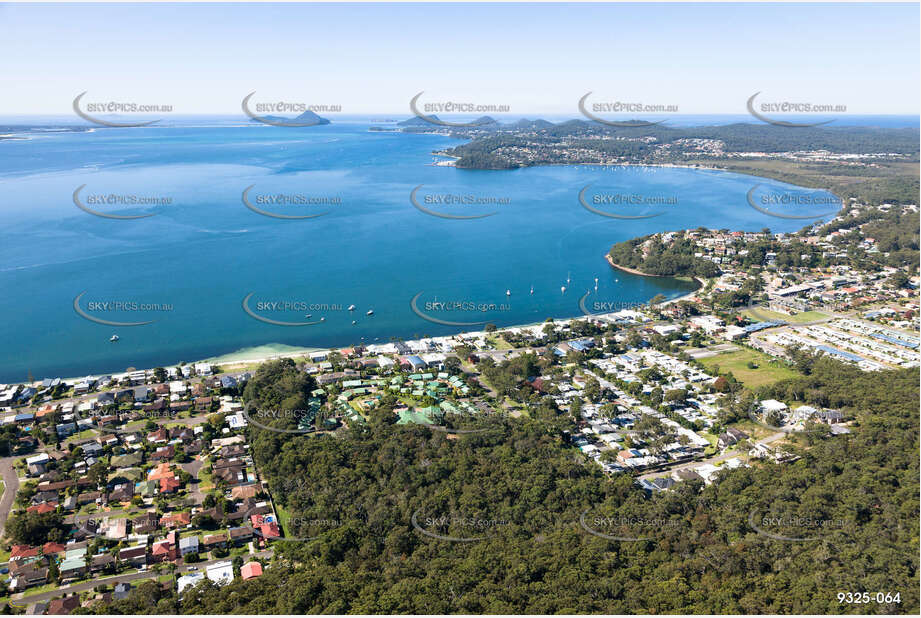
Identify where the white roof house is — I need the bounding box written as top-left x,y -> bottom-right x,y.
227,412 -> 247,429
194,363 -> 213,376
26,453 -> 51,465
760,399 -> 788,413
694,463 -> 721,484
177,572 -> 205,594
206,560 -> 234,586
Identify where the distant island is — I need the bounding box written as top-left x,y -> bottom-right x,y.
253,109 -> 331,126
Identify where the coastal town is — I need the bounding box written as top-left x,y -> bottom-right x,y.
0,200 -> 917,613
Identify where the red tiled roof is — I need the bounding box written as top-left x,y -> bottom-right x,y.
159,477 -> 181,493
257,522 -> 280,539
27,502 -> 58,514
43,542 -> 67,556
10,544 -> 40,560
240,561 -> 263,580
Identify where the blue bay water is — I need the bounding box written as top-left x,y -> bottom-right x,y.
0,121 -> 829,381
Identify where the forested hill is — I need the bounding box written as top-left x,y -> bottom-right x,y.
442,121 -> 921,156
608,232 -> 722,278
91,358 -> 919,614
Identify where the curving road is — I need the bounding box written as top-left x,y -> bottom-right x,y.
0,455 -> 22,536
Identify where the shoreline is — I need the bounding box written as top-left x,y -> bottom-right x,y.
605,253 -> 704,305
13,267 -> 705,388
438,153 -> 845,212
605,254 -> 666,278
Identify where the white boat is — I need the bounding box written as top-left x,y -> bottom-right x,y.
348,304 -> 356,311
351,320 -> 357,325
530,285 -> 534,295
506,289 -> 511,296
320,317 -> 326,322
561,286 -> 566,294
305,314 -> 312,319
366,309 -> 374,316
109,334 -> 119,342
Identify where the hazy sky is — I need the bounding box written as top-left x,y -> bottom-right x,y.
1,2 -> 918,115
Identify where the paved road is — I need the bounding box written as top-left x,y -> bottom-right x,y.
0,456 -> 22,535
180,457 -> 205,505
12,550 -> 273,607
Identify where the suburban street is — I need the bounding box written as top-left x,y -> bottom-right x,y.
0,456 -> 21,536
11,549 -> 273,610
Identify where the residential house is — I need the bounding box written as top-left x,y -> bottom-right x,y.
133,512 -> 160,535
240,561 -> 263,580
160,512 -> 192,529
9,559 -> 49,591
178,535 -> 199,557
90,553 -> 116,574
59,556 -> 87,581
46,595 -> 81,615
177,572 -> 205,594
202,532 -> 228,551
26,453 -> 50,476
151,539 -> 177,563
118,544 -> 148,568
205,560 -> 234,586
228,526 -> 254,546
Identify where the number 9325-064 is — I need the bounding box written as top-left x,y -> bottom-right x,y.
837,592 -> 901,604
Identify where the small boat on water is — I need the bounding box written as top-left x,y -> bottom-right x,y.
506,289 -> 511,296
561,286 -> 566,294
109,334 -> 119,342
351,320 -> 357,325
366,309 -> 374,316
320,317 -> 326,322
348,304 -> 356,311
305,314 -> 312,319
530,285 -> 534,295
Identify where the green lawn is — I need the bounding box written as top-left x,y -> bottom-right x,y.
742,308 -> 829,324
699,347 -> 799,389
68,428 -> 99,441
731,418 -> 775,441
15,581 -> 60,600
486,335 -> 513,350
